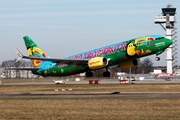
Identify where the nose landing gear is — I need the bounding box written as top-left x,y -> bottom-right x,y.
155,56 -> 160,61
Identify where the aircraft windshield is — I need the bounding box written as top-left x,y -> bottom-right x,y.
155,37 -> 164,40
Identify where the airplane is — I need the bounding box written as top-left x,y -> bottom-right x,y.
155,73 -> 174,78
13,35 -> 172,77
155,73 -> 174,81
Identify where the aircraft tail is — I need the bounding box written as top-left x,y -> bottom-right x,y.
23,36 -> 49,67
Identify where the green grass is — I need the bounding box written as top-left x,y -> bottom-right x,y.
0,99 -> 180,120
1,84 -> 180,119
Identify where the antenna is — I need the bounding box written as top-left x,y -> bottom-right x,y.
167,3 -> 172,8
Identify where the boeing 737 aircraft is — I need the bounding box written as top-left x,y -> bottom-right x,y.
14,35 -> 172,77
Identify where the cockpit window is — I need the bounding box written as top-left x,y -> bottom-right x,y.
155,37 -> 164,40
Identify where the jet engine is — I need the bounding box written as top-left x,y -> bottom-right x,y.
119,59 -> 138,70
88,57 -> 108,70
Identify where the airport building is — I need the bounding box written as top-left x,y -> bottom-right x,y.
0,67 -> 38,79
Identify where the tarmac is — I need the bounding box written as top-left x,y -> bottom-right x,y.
0,93 -> 180,99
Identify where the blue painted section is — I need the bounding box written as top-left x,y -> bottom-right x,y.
66,35 -> 163,60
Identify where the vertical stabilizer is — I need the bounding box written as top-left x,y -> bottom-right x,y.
23,36 -> 49,67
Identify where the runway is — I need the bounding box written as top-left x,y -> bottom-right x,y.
1,93 -> 180,99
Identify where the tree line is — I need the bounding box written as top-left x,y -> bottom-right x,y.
0,59 -> 31,68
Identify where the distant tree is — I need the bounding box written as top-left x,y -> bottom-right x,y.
1,59 -> 31,67
141,57 -> 154,74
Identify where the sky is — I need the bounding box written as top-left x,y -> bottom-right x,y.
0,0 -> 179,66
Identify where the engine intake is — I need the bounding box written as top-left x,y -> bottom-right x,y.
88,57 -> 108,70
119,59 -> 138,70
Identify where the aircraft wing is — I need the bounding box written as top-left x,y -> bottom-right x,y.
15,46 -> 89,65
23,56 -> 88,65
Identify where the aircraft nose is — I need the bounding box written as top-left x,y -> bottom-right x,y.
166,38 -> 173,46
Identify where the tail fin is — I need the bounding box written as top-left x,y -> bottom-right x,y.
23,36 -> 49,67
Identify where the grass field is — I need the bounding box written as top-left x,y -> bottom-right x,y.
1,83 -> 180,119
1,99 -> 180,120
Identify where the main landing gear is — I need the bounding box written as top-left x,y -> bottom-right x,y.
103,68 -> 110,77
103,71 -> 110,77
85,71 -> 93,77
85,69 -> 111,77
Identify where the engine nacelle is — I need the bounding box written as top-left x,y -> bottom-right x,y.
119,59 -> 138,70
88,57 -> 108,70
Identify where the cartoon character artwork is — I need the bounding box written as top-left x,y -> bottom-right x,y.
23,36 -> 47,68
126,37 -> 154,58
27,47 -> 47,67
127,40 -> 136,56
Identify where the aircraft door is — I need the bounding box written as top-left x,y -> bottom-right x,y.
146,40 -> 150,47
45,65 -> 50,75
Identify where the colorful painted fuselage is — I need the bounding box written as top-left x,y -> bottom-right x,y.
24,35 -> 172,77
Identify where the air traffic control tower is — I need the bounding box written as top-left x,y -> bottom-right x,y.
154,4 -> 177,74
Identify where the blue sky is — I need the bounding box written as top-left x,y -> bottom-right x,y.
0,0 -> 179,66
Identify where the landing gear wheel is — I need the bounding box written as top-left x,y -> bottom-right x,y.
85,71 -> 93,77
103,71 -> 110,77
155,57 -> 160,61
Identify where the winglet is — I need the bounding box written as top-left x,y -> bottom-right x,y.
14,46 -> 23,62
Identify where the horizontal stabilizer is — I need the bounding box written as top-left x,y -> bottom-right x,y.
14,46 -> 23,62
14,46 -> 23,58
14,46 -> 31,62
